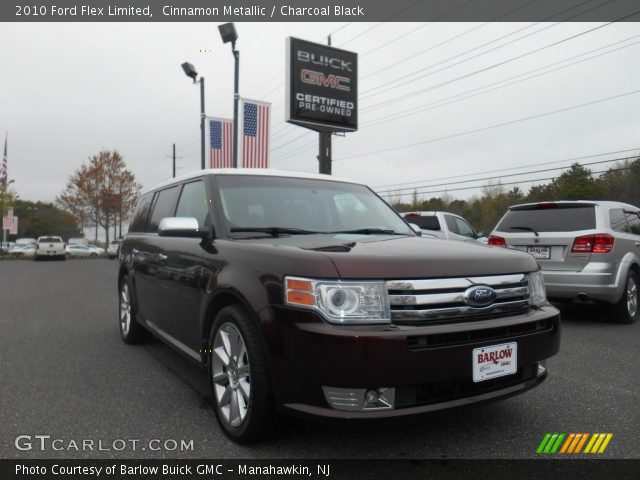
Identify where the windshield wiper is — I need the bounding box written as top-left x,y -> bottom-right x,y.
230,227 -> 319,237
510,226 -> 539,237
330,228 -> 407,235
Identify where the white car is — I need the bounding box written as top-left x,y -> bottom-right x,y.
9,244 -> 36,257
35,236 -> 66,260
65,244 -> 105,258
107,240 -> 121,259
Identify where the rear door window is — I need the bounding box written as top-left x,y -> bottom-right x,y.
496,205 -> 596,232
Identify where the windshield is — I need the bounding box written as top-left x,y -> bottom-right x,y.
216,175 -> 413,236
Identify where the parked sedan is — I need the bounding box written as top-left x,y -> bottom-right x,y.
65,244 -> 105,258
8,244 -> 35,258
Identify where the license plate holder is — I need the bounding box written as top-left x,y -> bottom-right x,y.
527,246 -> 550,259
472,342 -> 518,382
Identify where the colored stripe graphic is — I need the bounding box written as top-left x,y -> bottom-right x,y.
537,433 -> 613,454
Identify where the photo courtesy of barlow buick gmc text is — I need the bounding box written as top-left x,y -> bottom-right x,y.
1,1 -> 640,480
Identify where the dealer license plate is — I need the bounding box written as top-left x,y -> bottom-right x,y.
472,342 -> 518,383
527,246 -> 550,259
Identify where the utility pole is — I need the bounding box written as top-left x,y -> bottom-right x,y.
172,143 -> 176,178
318,35 -> 333,175
200,78 -> 206,170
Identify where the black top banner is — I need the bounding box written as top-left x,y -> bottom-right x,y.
3,0 -> 640,22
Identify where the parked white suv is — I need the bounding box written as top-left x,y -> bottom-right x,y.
35,236 -> 66,261
489,201 -> 640,323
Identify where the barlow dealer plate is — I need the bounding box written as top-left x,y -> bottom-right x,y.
473,342 -> 518,382
527,246 -> 551,259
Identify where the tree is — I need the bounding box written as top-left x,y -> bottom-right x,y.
12,200 -> 82,240
57,150 -> 142,245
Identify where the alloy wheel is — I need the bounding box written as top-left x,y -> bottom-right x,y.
211,322 -> 251,427
120,283 -> 131,336
627,276 -> 638,319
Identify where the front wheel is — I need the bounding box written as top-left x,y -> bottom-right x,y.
119,277 -> 149,343
614,270 -> 639,324
208,305 -> 278,443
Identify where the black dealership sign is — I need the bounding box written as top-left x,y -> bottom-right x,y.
286,37 -> 357,132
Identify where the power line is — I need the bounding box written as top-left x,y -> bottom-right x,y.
372,148 -> 640,189
360,19 -> 621,112
379,164 -> 636,198
375,155 -> 639,195
335,88 -> 640,162
361,34 -> 640,129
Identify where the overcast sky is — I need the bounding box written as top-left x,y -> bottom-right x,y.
1,21 -> 639,204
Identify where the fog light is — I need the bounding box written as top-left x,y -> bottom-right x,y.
322,386 -> 395,411
537,361 -> 547,376
364,389 -> 379,405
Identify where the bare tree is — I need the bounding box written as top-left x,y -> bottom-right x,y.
57,150 -> 141,245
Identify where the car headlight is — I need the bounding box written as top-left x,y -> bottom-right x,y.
528,270 -> 548,307
284,276 -> 390,324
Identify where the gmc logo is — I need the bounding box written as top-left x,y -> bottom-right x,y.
297,51 -> 353,72
300,69 -> 351,91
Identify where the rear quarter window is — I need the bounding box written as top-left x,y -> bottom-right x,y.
496,205 -> 596,232
405,215 -> 441,231
129,193 -> 154,233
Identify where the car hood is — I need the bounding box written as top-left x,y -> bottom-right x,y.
241,234 -> 538,278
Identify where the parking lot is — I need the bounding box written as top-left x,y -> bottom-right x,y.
0,258 -> 638,459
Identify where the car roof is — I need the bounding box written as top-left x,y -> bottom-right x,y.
508,200 -> 639,211
142,168 -> 362,196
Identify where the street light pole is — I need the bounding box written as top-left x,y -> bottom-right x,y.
232,44 -> 239,169
218,23 -> 240,169
200,77 -> 206,170
181,62 -> 206,170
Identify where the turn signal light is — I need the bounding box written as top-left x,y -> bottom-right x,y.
571,233 -> 615,254
488,235 -> 507,247
285,278 -> 315,306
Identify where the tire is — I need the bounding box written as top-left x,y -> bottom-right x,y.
208,305 -> 278,443
614,270 -> 639,324
90,252 -> 97,257
119,276 -> 150,344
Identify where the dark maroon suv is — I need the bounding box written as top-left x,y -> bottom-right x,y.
118,170 -> 560,442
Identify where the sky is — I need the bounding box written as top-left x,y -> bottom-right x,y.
1,21 -> 639,205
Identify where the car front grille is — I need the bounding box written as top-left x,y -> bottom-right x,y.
387,273 -> 530,324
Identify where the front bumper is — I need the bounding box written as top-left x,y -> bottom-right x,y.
263,305 -> 561,419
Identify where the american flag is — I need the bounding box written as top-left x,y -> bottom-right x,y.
1,133 -> 7,188
241,99 -> 270,168
208,118 -> 233,168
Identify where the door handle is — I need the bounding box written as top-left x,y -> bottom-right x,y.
157,253 -> 168,261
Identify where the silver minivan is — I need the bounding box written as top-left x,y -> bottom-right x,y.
489,201 -> 640,323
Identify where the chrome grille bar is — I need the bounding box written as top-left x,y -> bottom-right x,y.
387,274 -> 530,323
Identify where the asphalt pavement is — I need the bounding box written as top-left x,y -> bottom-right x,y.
0,259 -> 638,459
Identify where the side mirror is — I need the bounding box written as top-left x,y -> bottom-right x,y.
475,231 -> 485,239
409,223 -> 422,236
158,217 -> 210,239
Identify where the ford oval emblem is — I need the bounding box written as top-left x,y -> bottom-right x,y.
463,285 -> 497,308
